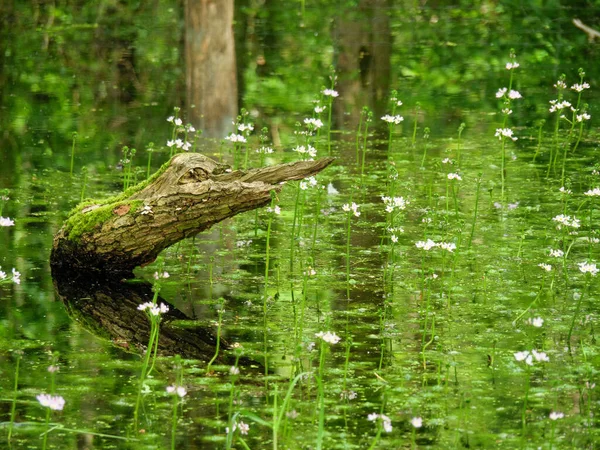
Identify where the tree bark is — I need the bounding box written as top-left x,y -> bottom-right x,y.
51,153 -> 334,277
185,0 -> 238,138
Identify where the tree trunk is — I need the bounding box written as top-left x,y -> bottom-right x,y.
333,0 -> 391,129
51,153 -> 334,277
185,0 -> 238,138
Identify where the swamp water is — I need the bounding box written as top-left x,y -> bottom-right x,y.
1,5 -> 600,449
2,94 -> 600,449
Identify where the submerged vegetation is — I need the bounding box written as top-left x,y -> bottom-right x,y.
2,1 -> 600,449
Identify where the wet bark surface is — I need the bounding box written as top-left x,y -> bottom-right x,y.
51,153 -> 334,277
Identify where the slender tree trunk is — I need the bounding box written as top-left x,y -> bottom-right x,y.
185,0 -> 238,138
333,0 -> 391,129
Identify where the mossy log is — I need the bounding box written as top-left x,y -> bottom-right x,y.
51,153 -> 334,277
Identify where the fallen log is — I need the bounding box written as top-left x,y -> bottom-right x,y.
51,153 -> 334,277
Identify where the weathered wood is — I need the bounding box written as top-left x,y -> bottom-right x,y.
51,153 -> 334,277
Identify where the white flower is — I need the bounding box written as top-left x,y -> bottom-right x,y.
559,186 -> 572,194
411,417 -> 423,428
496,87 -> 507,98
37,394 -> 65,411
368,413 -> 393,433
585,188 -> 600,196
293,145 -> 317,159
300,181 -> 308,190
571,82 -> 590,92
527,317 -> 544,327
304,118 -> 324,129
549,411 -> 564,420
225,133 -> 246,143
438,242 -> 456,252
531,349 -> 550,362
381,196 -> 409,212
238,421 -> 250,435
238,123 -> 254,133
256,146 -> 274,154
315,331 -> 341,344
554,80 -> 567,89
508,90 -> 522,99
381,114 -> 404,125
514,351 -> 531,363
315,105 -> 326,113
186,124 -> 196,132
552,214 -> 580,228
495,128 -> 518,141
549,100 -> 572,113
538,263 -> 552,272
447,173 -> 462,181
166,385 -> 187,397
181,141 -> 192,151
442,158 -> 453,164
230,366 -> 240,375
415,239 -> 437,251
391,235 -> 398,243
549,249 -> 564,258
342,203 -> 360,217
174,118 -> 183,126
322,89 -> 339,97
578,261 -> 598,276
166,140 -> 175,147
0,217 -> 15,226
267,205 -> 281,215
11,269 -> 21,285
506,62 -> 520,70
577,113 -> 591,122
167,116 -> 174,123
502,108 -> 513,115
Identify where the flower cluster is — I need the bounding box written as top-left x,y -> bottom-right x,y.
227,420 -> 250,435
256,146 -> 274,154
167,139 -> 192,151
494,128 -> 518,141
552,214 -> 580,229
367,413 -> 392,433
549,411 -> 564,420
322,88 -> 339,98
225,133 -> 247,143
411,417 -> 423,428
549,249 -> 564,258
293,145 -> 317,160
514,349 -> 550,365
496,87 -> 522,100
315,331 -> 341,344
300,176 -> 318,191
37,394 -> 65,411
578,261 -> 598,276
304,118 -> 324,129
415,239 -> 456,252
342,202 -> 360,217
267,205 -> 281,215
538,263 -> 552,272
381,114 -> 404,125
447,173 -> 462,181
381,196 -> 409,213
166,385 -> 187,397
138,302 -> 169,316
153,271 -> 170,280
549,100 -> 573,113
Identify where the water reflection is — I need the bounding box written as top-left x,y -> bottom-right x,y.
52,271 -> 258,367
